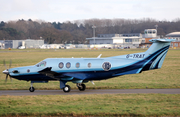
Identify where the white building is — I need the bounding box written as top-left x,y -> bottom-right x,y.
86,29 -> 159,48
86,33 -> 143,48
143,29 -> 157,38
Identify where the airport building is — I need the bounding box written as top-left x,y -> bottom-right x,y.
166,32 -> 180,41
166,32 -> 180,48
140,29 -> 160,48
86,29 -> 159,48
0,39 -> 44,49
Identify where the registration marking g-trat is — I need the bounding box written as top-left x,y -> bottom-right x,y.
126,54 -> 145,59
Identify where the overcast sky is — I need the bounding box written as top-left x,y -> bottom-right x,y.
0,0 -> 179,23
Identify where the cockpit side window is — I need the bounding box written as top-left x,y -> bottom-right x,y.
36,61 -> 46,67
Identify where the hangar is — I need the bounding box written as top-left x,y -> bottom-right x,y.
0,39 -> 44,49
166,32 -> 180,41
166,32 -> 180,48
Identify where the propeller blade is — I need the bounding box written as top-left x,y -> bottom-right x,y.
5,74 -> 8,83
3,59 -> 13,83
10,76 -> 13,82
9,59 -> 12,69
3,60 -> 7,70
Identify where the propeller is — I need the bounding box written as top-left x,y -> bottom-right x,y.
3,59 -> 12,82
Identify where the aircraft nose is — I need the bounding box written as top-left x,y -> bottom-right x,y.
3,69 -> 9,74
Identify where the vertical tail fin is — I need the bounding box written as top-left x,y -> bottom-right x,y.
141,39 -> 175,71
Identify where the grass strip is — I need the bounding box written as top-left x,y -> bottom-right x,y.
0,94 -> 180,116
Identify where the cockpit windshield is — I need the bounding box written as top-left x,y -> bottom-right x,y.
36,61 -> 46,67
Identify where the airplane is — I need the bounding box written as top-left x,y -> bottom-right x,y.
2,39 -> 175,93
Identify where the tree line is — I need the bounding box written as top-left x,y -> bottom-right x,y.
0,18 -> 180,44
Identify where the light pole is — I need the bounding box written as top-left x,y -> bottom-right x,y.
155,24 -> 158,37
92,25 -> 96,45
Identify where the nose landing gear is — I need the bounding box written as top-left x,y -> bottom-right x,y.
29,83 -> 35,92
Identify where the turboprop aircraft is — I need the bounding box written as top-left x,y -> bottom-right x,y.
2,39 -> 175,93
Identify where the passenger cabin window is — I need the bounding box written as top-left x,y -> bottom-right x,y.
36,61 -> 46,67
88,63 -> 91,68
76,63 -> 80,68
66,62 -> 71,68
59,62 -> 64,69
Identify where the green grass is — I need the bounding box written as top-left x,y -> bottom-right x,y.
0,49 -> 180,90
0,94 -> 180,116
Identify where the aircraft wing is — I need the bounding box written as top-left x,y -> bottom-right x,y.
38,67 -> 60,80
38,67 -> 79,80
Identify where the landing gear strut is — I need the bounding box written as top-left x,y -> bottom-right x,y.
77,83 -> 86,91
29,83 -> 35,92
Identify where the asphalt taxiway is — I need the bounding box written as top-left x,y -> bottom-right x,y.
0,89 -> 180,96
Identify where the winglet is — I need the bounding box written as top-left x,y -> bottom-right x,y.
97,54 -> 102,58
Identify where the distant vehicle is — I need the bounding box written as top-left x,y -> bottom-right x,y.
117,47 -> 123,49
124,47 -> 130,49
2,39 -> 175,93
18,46 -> 25,49
59,46 -> 65,49
64,45 -> 71,49
108,47 -> 112,49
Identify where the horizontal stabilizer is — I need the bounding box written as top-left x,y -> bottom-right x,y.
149,39 -> 176,43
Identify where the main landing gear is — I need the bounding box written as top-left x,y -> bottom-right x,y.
29,83 -> 35,92
63,85 -> 71,92
62,83 -> 86,93
77,83 -> 86,91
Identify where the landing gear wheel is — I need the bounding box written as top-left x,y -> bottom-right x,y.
29,87 -> 35,92
63,85 -> 71,93
78,84 -> 86,91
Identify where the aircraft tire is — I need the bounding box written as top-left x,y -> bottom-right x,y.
29,87 -> 35,92
78,84 -> 86,91
63,85 -> 71,93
